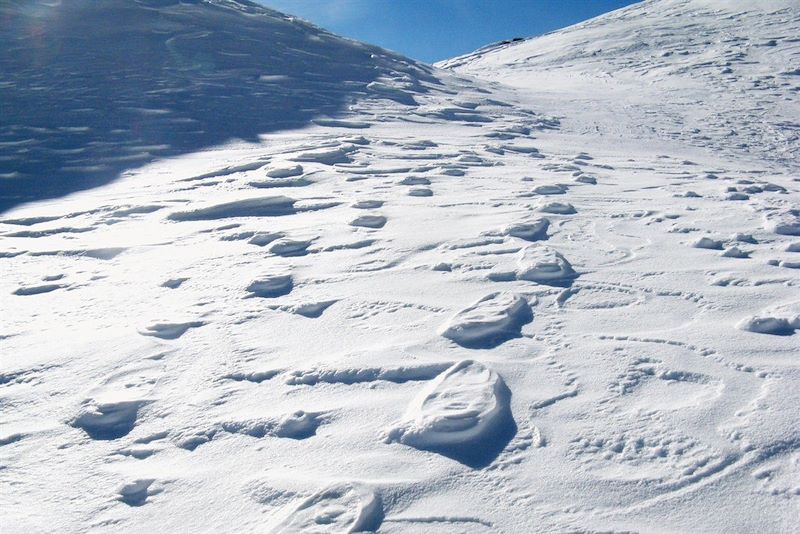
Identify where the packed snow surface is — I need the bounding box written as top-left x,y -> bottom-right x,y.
2,0 -> 800,532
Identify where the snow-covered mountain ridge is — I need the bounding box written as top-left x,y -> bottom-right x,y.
2,1 -> 799,532
441,0 -> 800,171
1,0 -> 508,211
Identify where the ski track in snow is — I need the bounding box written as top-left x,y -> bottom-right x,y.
2,0 -> 800,532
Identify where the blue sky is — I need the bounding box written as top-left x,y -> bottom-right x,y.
260,0 -> 640,63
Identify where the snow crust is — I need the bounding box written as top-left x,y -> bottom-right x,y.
439,292 -> 532,347
383,360 -> 511,454
2,0 -> 799,532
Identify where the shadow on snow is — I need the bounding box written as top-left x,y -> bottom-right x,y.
0,0 -> 440,212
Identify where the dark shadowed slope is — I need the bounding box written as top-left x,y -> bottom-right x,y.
0,0 -> 441,212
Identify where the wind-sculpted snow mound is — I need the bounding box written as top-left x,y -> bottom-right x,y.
384,360 -> 514,466
439,292 -> 532,348
245,273 -> 294,299
764,209 -> 800,236
515,245 -> 577,284
504,217 -> 550,241
737,303 -> 800,336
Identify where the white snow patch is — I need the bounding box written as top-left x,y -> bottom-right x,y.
384,360 -> 510,453
439,292 -> 532,347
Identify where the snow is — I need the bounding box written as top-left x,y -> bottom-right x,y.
270,482 -> 382,533
737,315 -> 796,336
737,302 -> 800,336
245,273 -> 294,298
265,164 -> 304,179
504,217 -> 550,241
2,0 -> 800,532
514,245 -> 577,284
693,236 -> 725,250
350,215 -> 388,229
538,201 -> 577,214
765,208 -> 800,236
383,360 -> 513,466
166,195 -> 299,221
438,292 -> 533,348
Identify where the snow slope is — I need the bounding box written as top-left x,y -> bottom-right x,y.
0,0 -> 444,211
2,0 -> 800,532
441,0 -> 800,172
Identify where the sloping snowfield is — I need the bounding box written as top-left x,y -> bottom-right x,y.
1,0 -> 799,532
